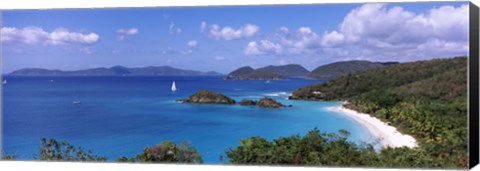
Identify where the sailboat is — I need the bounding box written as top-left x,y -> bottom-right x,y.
171,81 -> 177,92
3,80 -> 6,85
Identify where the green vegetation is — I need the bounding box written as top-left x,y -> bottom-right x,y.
255,64 -> 309,77
239,99 -> 257,106
38,138 -> 107,161
226,128 -> 439,167
32,138 -> 202,164
225,66 -> 255,79
116,141 -> 202,164
290,57 -> 468,168
306,60 -> 386,80
256,97 -> 289,108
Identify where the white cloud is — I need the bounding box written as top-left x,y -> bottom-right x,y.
1,26 -> 99,45
201,22 -> 259,40
242,3 -> 468,61
116,28 -> 138,35
187,40 -> 198,48
200,21 -> 207,31
169,23 -> 175,33
245,26 -> 320,56
116,28 -> 139,41
320,3 -> 469,60
169,22 -> 182,35
244,40 -> 283,56
321,31 -> 345,47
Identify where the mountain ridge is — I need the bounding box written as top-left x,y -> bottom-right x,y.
9,65 -> 224,76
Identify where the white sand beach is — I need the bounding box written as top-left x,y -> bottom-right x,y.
326,105 -> 418,149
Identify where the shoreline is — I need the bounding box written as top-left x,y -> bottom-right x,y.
325,104 -> 418,149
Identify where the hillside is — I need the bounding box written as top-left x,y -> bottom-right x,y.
224,66 -> 255,80
306,60 -> 385,80
225,64 -> 308,80
256,64 -> 309,77
289,56 -> 468,168
9,66 -> 223,76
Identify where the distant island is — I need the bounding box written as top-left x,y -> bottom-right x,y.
8,66 -> 224,76
224,64 -> 308,80
8,60 -> 399,79
225,61 -> 398,80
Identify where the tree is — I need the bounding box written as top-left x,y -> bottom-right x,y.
130,141 -> 202,164
38,138 -> 107,162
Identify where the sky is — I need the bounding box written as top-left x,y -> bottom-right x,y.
1,2 -> 469,74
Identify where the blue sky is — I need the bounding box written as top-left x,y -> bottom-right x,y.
1,2 -> 469,74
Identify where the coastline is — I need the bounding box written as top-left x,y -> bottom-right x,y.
325,104 -> 418,149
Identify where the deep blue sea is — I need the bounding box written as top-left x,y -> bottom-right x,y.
2,76 -> 378,163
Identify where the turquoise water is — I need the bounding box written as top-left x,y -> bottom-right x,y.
2,76 -> 378,163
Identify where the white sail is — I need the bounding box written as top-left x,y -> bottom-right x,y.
3,80 -> 6,84
171,81 -> 177,92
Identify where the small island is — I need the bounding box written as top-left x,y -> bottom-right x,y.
179,90 -> 290,108
177,90 -> 236,104
240,98 -> 290,108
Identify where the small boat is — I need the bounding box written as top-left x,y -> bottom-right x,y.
3,80 -> 6,84
171,81 -> 177,92
266,80 -> 270,83
73,99 -> 81,104
50,80 -> 54,82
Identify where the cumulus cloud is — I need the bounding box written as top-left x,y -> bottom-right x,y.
244,40 -> 283,56
116,28 -> 139,41
1,26 -> 99,45
244,26 -> 321,56
201,22 -> 259,40
320,3 -> 469,60
245,3 -> 468,61
187,40 -> 198,48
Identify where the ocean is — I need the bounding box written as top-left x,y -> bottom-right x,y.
2,76 -> 378,163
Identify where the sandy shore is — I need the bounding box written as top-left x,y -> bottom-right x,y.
326,105 -> 418,148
